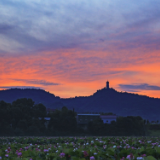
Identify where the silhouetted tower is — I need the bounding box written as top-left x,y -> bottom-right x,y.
106,81 -> 109,89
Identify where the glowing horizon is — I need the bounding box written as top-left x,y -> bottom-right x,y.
0,81 -> 160,99
0,0 -> 160,98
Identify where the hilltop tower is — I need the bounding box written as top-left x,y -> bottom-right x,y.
106,81 -> 109,89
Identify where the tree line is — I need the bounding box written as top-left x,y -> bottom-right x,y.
0,98 -> 153,136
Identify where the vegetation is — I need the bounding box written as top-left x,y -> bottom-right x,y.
1,88 -> 160,121
0,98 -> 159,136
0,136 -> 160,160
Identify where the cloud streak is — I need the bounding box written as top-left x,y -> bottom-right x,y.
0,0 -> 160,98
0,0 -> 160,54
0,86 -> 42,89
12,79 -> 60,86
119,83 -> 160,91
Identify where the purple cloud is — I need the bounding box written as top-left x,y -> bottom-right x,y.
119,83 -> 160,91
0,24 -> 14,33
0,0 -> 160,54
12,79 -> 60,86
0,86 -> 43,89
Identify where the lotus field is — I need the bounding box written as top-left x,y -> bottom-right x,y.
0,137 -> 160,160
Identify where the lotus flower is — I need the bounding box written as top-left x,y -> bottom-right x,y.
126,153 -> 134,160
141,154 -> 146,157
137,157 -> 143,160
59,152 -> 65,158
90,156 -> 95,160
5,154 -> 9,157
113,145 -> 116,148
83,151 -> 89,157
17,152 -> 22,157
43,149 -> 49,152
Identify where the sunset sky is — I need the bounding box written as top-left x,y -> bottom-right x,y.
0,0 -> 160,98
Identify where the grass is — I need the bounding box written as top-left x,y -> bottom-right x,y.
148,130 -> 160,137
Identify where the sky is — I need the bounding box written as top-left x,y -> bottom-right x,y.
0,0 -> 160,98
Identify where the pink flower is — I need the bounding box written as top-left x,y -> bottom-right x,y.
130,153 -> 134,159
59,152 -> 65,158
103,145 -> 107,149
43,149 -> 49,152
83,151 -> 89,157
90,156 -> 95,160
141,154 -> 146,157
25,146 -> 29,150
126,153 -> 134,160
5,154 -> 9,157
127,155 -> 131,159
17,152 -> 22,157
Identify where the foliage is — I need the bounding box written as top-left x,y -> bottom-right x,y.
0,136 -> 160,160
0,98 -> 150,136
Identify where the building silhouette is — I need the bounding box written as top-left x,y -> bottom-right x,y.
106,81 -> 109,89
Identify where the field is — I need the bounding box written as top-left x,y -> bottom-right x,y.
149,130 -> 160,137
0,136 -> 160,160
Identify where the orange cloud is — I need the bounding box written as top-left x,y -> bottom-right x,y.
0,48 -> 160,98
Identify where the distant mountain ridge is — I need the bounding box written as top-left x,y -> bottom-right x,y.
0,88 -> 160,121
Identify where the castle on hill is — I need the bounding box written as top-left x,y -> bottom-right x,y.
106,81 -> 109,89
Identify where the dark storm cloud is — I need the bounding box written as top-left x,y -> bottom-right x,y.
119,83 -> 160,91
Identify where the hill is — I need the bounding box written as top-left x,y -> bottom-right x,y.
0,88 -> 60,107
0,87 -> 160,121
